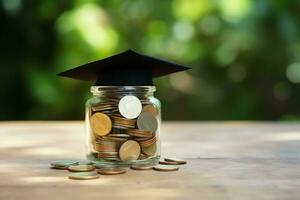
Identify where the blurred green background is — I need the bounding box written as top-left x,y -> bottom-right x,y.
1,0 -> 300,121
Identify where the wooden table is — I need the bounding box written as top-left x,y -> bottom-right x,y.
1,121 -> 300,200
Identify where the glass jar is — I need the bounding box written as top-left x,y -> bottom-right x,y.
85,86 -> 161,167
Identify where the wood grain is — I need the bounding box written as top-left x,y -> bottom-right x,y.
0,121 -> 300,200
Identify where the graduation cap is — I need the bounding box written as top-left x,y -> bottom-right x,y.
58,50 -> 190,86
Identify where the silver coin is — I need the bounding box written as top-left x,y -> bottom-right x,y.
142,143 -> 157,156
50,160 -> 78,168
68,164 -> 96,172
68,172 -> 99,180
118,95 -> 142,119
137,112 -> 158,132
153,165 -> 179,172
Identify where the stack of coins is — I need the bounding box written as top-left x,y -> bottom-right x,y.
88,95 -> 159,163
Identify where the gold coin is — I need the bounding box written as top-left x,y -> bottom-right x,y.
69,172 -> 100,180
92,104 -> 115,112
119,140 -> 141,162
139,137 -> 157,147
90,113 -> 112,136
126,129 -> 153,138
111,115 -> 136,126
68,164 -> 95,172
102,136 -> 128,142
107,133 -> 131,138
153,165 -> 179,172
142,104 -> 158,116
164,158 -> 187,164
142,143 -> 157,156
130,164 -> 154,170
97,167 -> 126,175
158,160 -> 179,165
50,160 -> 78,168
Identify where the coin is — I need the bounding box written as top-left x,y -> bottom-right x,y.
137,112 -> 158,132
118,95 -> 142,119
153,165 -> 179,172
126,129 -> 153,138
138,153 -> 149,160
94,163 -> 116,169
142,104 -> 158,116
51,166 -> 68,170
102,136 -> 128,142
97,167 -> 126,175
90,113 -> 112,136
111,115 -> 136,127
107,133 -> 131,138
91,104 -> 116,112
142,143 -> 157,156
50,160 -> 78,168
119,140 -> 141,162
68,172 -> 100,180
79,161 -> 95,165
139,136 -> 157,147
68,164 -> 96,172
164,158 -> 187,164
158,160 -> 179,165
130,163 -> 154,170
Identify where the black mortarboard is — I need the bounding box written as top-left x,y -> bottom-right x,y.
58,50 -> 190,86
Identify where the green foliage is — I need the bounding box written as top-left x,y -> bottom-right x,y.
0,0 -> 300,120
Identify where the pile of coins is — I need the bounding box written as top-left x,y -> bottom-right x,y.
50,158 -> 187,180
88,95 -> 159,164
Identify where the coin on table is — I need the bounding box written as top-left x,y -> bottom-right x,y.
68,164 -> 96,172
153,165 -> 179,172
50,160 -> 78,169
97,167 -> 126,175
118,95 -> 142,119
158,160 -> 179,165
164,158 -> 187,165
130,163 -> 154,170
69,172 -> 100,180
90,112 -> 112,136
51,165 -> 71,170
79,161 -> 95,165
142,143 -> 157,156
119,140 -> 141,162
137,112 -> 158,132
142,104 -> 158,116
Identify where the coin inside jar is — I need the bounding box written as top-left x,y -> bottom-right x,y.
137,112 -> 158,132
119,140 -> 141,162
142,104 -> 158,116
90,113 -> 112,136
97,167 -> 126,175
142,143 -> 157,156
68,164 -> 96,172
118,95 -> 142,119
68,172 -> 100,180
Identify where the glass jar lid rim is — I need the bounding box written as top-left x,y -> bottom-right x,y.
91,86 -> 156,94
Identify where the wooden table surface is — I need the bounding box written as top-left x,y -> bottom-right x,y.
1,121 -> 300,200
